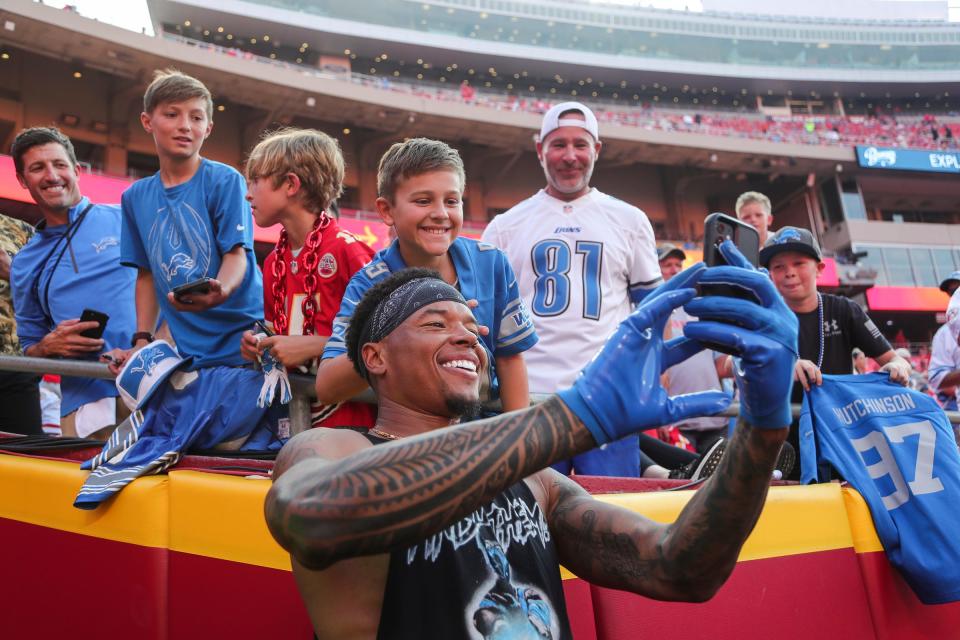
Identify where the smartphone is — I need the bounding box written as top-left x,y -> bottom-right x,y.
171,277 -> 214,301
253,319 -> 275,336
79,309 -> 109,339
702,212 -> 760,268
699,213 -> 762,304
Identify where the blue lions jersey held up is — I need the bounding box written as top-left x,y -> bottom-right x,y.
800,373 -> 960,604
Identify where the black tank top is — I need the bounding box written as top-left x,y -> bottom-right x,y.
363,433 -> 573,639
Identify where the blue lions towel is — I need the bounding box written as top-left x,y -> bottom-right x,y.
800,373 -> 960,604
74,366 -> 286,509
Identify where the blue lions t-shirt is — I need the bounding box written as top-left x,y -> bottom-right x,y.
800,373 -> 960,604
120,159 -> 262,368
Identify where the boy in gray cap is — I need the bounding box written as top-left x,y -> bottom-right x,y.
761,227 -> 910,475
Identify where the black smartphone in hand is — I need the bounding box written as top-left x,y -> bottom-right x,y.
698,213 -> 762,305
702,213 -> 760,268
171,277 -> 214,301
79,309 -> 109,339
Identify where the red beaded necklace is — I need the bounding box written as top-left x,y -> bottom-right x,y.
270,213 -> 330,336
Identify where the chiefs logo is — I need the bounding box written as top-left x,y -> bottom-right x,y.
317,253 -> 337,278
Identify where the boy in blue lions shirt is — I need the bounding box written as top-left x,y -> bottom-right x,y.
315,138 -> 537,414
108,69 -> 262,370
85,71 -> 279,508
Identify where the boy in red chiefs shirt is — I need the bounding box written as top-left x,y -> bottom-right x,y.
240,128 -> 375,427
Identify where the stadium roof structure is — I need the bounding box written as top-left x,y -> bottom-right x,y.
0,0 -> 857,176
145,0 -> 960,100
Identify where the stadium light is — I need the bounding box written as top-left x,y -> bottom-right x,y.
0,50 -> 9,61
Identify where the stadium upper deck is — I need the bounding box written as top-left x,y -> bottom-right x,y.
149,0 -> 960,113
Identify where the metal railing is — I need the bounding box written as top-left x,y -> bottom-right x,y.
2,355 -> 958,435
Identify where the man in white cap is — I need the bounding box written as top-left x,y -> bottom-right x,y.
482,102 -> 662,476
930,271 -> 960,411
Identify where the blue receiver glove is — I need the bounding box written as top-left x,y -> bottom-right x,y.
557,262 -> 731,446
683,240 -> 799,429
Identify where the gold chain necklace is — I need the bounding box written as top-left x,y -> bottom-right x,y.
368,427 -> 403,441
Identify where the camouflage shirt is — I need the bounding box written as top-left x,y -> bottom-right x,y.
0,213 -> 36,355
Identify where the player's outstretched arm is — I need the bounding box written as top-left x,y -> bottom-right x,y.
547,240 -> 798,602
265,265 -> 727,571
545,419 -> 783,601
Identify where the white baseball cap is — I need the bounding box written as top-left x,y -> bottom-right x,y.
539,101 -> 599,143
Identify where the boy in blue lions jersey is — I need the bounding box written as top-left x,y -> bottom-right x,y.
107,69 -> 262,370
315,138 -> 537,414
85,71 -> 279,508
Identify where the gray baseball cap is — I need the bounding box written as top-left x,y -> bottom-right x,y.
657,243 -> 686,262
759,226 -> 822,268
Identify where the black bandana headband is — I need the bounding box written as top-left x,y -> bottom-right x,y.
356,276 -> 468,379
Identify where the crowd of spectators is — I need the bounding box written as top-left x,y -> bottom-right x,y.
172,31 -> 960,152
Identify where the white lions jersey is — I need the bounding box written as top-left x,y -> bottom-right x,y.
482,189 -> 662,393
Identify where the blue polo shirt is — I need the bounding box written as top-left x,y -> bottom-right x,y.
11,197 -> 136,416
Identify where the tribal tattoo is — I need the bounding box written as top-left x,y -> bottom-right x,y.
548,419 -> 786,601
265,396 -> 594,570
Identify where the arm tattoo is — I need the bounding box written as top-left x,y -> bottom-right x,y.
266,396 -> 594,569
549,419 -> 784,600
